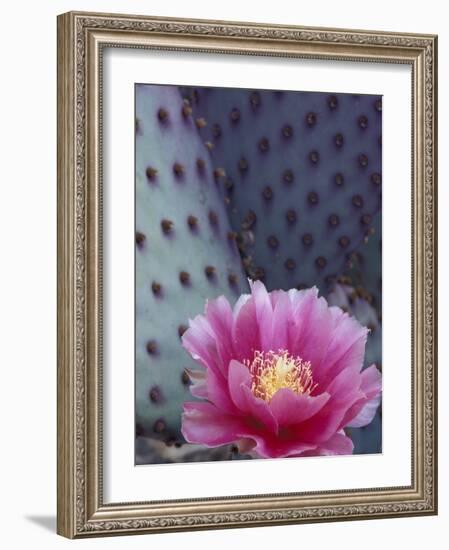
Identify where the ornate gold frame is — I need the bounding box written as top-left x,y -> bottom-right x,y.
57,11 -> 438,538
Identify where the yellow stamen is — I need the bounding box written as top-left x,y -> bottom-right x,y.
244,349 -> 317,402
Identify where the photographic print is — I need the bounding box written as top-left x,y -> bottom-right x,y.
135,84 -> 382,465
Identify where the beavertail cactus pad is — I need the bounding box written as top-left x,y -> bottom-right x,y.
135,84 -> 247,447
181,86 -> 381,293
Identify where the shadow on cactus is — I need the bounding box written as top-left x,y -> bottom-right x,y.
135,83 -> 382,465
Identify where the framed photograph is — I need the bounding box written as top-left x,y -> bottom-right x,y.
57,11 -> 438,538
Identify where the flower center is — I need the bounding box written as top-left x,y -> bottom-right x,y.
244,349 -> 317,402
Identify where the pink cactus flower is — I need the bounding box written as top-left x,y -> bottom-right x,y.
181,281 -> 381,458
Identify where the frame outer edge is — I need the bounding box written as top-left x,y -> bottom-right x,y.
57,12 -> 77,539
56,10 -> 438,537
431,34 -> 438,515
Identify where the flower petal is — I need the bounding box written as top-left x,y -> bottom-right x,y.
314,313 -> 368,389
249,280 -> 273,352
360,363 -> 383,397
232,292 -> 251,320
182,314 -> 223,375
270,290 -> 291,351
228,360 -> 278,433
250,434 -> 317,459
269,388 -> 330,426
232,297 -> 260,362
205,295 -> 234,374
291,295 -> 336,371
301,431 -> 354,456
298,366 -> 363,443
347,395 -> 381,429
186,368 -> 208,399
287,288 -> 336,371
269,289 -> 284,309
286,287 -> 318,351
346,365 -> 382,428
205,368 -> 238,414
319,431 -> 354,455
181,402 -> 246,447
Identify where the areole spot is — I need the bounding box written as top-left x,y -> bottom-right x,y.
358,115 -> 369,129
161,219 -> 174,234
224,178 -> 234,193
262,186 -> 273,200
306,112 -> 317,127
173,162 -> 184,178
360,213 -> 372,226
181,100 -> 192,118
149,386 -> 162,403
267,235 -> 279,249
285,258 -> 296,271
230,108 -> 241,124
302,233 -> 313,246
136,231 -> 146,248
335,173 -> 344,187
204,265 -> 216,279
181,369 -> 191,386
358,154 -> 369,168
328,214 -> 340,227
145,167 -> 158,181
352,195 -> 364,208
157,108 -> 169,123
371,172 -> 382,186
309,151 -> 320,164
258,137 -> 270,153
146,340 -> 158,355
334,133 -> 344,148
213,167 -> 226,181
282,169 -> 294,185
178,325 -> 188,338
191,89 -> 200,104
153,419 -> 166,434
250,91 -> 261,110
307,191 -> 319,205
339,235 -> 350,248
252,267 -> 266,281
196,158 -> 206,175
328,95 -> 338,110
151,281 -> 162,296
208,210 -> 219,226
228,273 -> 238,286
238,157 -> 249,173
315,256 -> 327,269
212,123 -> 222,138
179,271 -> 191,286
282,125 -> 293,138
286,209 -> 297,224
187,215 -> 198,230
195,117 -> 207,129
136,423 -> 144,437
242,210 -> 257,230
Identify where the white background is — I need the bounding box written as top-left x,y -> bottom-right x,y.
104,49 -> 411,502
0,0 -> 446,548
